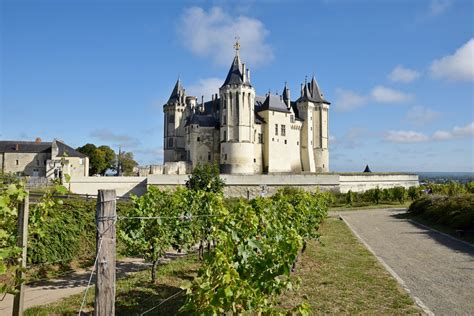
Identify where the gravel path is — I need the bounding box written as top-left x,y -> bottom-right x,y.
0,258 -> 151,315
339,209 -> 474,316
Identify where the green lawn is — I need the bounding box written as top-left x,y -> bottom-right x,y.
25,219 -> 421,315
279,219 -> 421,314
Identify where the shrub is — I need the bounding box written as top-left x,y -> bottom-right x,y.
185,164 -> 225,194
408,195 -> 474,230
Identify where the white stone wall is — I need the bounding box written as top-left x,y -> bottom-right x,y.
69,176 -> 147,197
338,173 -> 419,193
147,173 -> 419,197
260,110 -> 301,173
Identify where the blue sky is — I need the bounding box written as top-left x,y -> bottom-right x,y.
1,0 -> 473,172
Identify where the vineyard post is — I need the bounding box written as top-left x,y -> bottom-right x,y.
95,190 -> 116,316
12,191 -> 29,316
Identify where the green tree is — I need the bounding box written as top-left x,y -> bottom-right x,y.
119,151 -> 138,176
76,144 -> 116,175
98,145 -> 117,172
186,164 -> 225,194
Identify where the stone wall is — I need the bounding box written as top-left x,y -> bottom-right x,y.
68,176 -> 147,197
68,173 -> 419,198
338,173 -> 419,193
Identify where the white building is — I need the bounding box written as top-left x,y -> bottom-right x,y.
163,41 -> 329,175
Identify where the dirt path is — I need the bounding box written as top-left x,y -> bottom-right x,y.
0,258 -> 150,315
338,208 -> 474,316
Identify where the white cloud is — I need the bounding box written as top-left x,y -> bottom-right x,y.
178,7 -> 273,67
429,0 -> 452,16
385,131 -> 429,143
433,122 -> 474,140
90,129 -> 141,148
371,85 -> 414,103
385,122 -> 474,143
405,106 -> 440,126
187,77 -> 222,101
388,65 -> 420,83
334,89 -> 368,112
430,38 -> 474,81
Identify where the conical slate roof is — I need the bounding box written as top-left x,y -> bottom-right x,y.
167,78 -> 185,103
222,55 -> 243,87
282,83 -> 289,100
297,75 -> 331,104
363,165 -> 372,173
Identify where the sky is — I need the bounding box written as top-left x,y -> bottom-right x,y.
1,0 -> 473,172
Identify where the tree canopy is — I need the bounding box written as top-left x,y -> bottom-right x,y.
76,144 -> 117,175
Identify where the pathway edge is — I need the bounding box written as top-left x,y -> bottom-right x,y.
339,215 -> 434,316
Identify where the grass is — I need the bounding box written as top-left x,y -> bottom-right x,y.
279,219 -> 421,315
25,219 -> 421,315
329,201 -> 411,212
25,255 -> 200,316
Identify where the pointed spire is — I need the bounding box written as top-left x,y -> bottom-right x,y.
363,165 -> 372,173
167,77 -> 185,103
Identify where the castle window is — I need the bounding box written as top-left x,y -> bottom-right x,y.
224,131 -> 227,141
254,158 -> 256,163
197,137 -> 200,142
297,141 -> 299,145
16,160 -> 19,165
224,153 -> 227,160
208,152 -> 211,161
275,124 -> 278,136
290,115 -> 295,123
44,160 -> 47,165
258,133 -> 263,144
168,138 -> 173,148
281,125 -> 286,136
284,140 -> 287,144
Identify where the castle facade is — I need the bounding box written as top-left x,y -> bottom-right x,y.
163,43 -> 330,174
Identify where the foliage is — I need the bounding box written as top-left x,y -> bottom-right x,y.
182,188 -> 328,314
0,182 -> 28,294
185,163 -> 225,194
408,194 -> 474,230
119,186 -> 227,281
76,143 -> 116,175
118,151 -> 138,176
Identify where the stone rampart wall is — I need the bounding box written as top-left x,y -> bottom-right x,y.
68,173 -> 419,198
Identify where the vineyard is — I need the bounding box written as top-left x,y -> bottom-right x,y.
1,167 -> 329,315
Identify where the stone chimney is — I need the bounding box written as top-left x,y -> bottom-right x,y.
15,144 -> 19,151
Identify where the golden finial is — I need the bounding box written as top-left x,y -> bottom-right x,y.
233,36 -> 241,55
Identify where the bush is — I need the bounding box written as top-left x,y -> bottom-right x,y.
185,164 -> 225,194
408,195 -> 474,230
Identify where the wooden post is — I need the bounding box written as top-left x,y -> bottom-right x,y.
95,190 -> 116,316
12,192 -> 29,316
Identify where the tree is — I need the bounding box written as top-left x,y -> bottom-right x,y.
118,151 -> 138,176
76,144 -> 116,175
98,145 -> 117,172
186,164 -> 225,194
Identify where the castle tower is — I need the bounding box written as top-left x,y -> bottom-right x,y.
296,75 -> 330,172
219,38 -> 256,174
163,78 -> 187,162
309,75 -> 330,172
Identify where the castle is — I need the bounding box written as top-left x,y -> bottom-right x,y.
163,41 -> 330,175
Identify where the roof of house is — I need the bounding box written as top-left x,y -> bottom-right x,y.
56,140 -> 87,158
0,141 -> 51,154
185,114 -> 219,128
257,94 -> 292,113
0,140 -> 87,158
